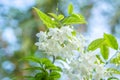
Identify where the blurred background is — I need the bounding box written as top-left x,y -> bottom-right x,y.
0,0 -> 120,80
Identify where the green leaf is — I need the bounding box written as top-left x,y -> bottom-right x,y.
62,13 -> 86,25
71,31 -> 76,36
40,58 -> 52,65
104,33 -> 118,50
46,65 -> 62,72
58,14 -> 64,21
108,77 -> 119,80
24,67 -> 44,71
35,72 -> 48,80
49,71 -> 61,79
45,63 -> 55,69
100,44 -> 109,60
88,38 -> 104,51
22,56 -> 41,64
33,7 -> 57,28
96,55 -> 104,63
54,66 -> 62,72
110,53 -> 120,65
107,68 -> 120,74
56,56 -> 66,62
22,57 -> 53,66
48,13 -> 58,19
68,4 -> 73,15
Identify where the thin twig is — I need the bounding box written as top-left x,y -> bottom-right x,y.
105,50 -> 120,65
52,55 -> 56,64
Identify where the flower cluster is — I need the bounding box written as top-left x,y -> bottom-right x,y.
65,52 -> 110,80
35,26 -> 83,58
35,26 -> 112,80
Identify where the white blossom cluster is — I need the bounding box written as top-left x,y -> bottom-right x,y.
35,26 -> 111,80
35,26 -> 83,58
65,52 -> 110,80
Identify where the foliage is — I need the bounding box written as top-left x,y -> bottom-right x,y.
23,56 -> 62,80
33,4 -> 86,29
107,68 -> 120,74
88,33 -> 120,79
88,33 -> 118,60
108,77 -> 119,80
110,53 -> 120,65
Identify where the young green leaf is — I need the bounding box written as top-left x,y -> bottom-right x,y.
46,65 -> 62,72
56,56 -> 67,62
100,45 -> 109,60
33,7 -> 57,28
108,77 -> 119,80
110,53 -> 120,65
24,67 -> 44,72
68,4 -> 73,15
48,13 -> 58,19
35,72 -> 48,80
49,71 -> 61,79
40,58 -> 52,65
22,56 -> 41,64
71,30 -> 76,36
88,38 -> 104,51
58,14 -> 64,21
45,63 -> 55,69
96,55 -> 105,64
107,68 -> 120,74
62,13 -> 86,25
104,33 -> 118,50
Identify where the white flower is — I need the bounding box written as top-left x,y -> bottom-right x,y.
61,26 -> 73,36
35,26 -> 111,80
35,26 -> 84,59
64,52 -> 109,80
93,64 -> 105,80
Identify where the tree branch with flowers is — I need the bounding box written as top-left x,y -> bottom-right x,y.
22,4 -> 120,80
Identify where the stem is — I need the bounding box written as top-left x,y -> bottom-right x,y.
52,55 -> 56,64
50,55 -> 56,73
105,50 -> 120,65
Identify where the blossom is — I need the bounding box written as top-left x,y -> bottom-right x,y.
64,52 -> 109,80
35,26 -> 113,80
35,26 -> 84,59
